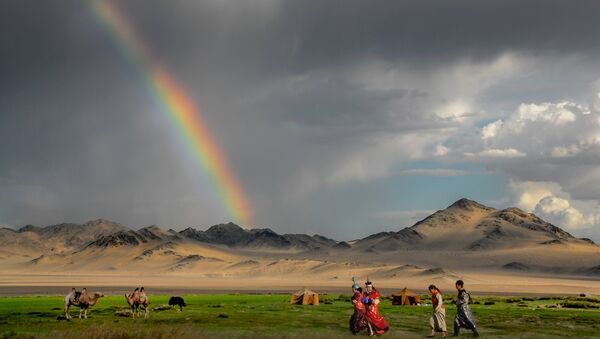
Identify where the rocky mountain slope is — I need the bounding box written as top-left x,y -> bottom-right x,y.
352,198 -> 593,252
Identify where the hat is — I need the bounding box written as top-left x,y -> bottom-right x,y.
351,276 -> 360,290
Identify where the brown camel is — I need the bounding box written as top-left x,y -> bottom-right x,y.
125,288 -> 140,318
64,288 -> 104,319
125,287 -> 149,318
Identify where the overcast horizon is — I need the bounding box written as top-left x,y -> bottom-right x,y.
2,0 -> 600,241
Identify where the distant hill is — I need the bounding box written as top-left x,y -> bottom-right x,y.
178,222 -> 339,250
1,219 -> 127,255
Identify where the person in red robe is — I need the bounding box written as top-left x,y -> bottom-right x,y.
363,280 -> 390,335
350,283 -> 368,334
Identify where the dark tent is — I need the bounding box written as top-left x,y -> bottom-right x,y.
290,288 -> 319,305
392,287 -> 421,305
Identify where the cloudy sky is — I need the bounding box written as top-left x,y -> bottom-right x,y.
2,0 -> 600,240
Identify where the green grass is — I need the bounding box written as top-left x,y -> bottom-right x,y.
0,294 -> 599,338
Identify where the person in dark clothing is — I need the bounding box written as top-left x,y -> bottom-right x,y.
453,280 -> 479,337
349,282 -> 368,334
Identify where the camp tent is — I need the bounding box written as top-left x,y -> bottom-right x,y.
392,287 -> 421,305
290,288 -> 319,305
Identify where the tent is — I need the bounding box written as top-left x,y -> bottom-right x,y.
290,288 -> 319,305
392,287 -> 421,305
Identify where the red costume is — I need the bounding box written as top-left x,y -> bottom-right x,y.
354,291 -> 366,311
365,289 -> 390,335
350,291 -> 368,333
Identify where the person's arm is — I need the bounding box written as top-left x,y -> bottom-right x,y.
370,291 -> 380,305
434,294 -> 443,312
455,291 -> 465,305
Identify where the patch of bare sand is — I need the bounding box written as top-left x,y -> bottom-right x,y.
1,268 -> 599,296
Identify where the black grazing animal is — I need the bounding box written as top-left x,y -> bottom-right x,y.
168,296 -> 186,311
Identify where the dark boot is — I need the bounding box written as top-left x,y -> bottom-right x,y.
453,323 -> 460,336
472,328 -> 480,337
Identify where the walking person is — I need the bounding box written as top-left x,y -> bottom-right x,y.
349,278 -> 368,334
363,280 -> 389,336
428,284 -> 446,338
453,280 -> 479,337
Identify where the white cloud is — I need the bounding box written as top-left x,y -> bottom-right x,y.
509,180 -> 563,210
466,148 -> 526,158
434,144 -> 450,156
508,180 -> 600,231
516,101 -> 580,126
551,145 -> 581,158
481,120 -> 503,140
445,92 -> 600,202
533,196 -> 586,229
436,99 -> 472,121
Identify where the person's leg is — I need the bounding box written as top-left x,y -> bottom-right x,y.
472,327 -> 480,337
429,315 -> 436,337
453,320 -> 460,336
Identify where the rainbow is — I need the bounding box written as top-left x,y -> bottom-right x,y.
91,0 -> 252,226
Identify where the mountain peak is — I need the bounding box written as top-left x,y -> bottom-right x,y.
448,198 -> 495,211
18,224 -> 39,233
206,222 -> 245,233
137,225 -> 170,241
83,218 -> 120,225
139,225 -> 164,233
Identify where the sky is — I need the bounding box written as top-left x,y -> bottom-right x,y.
2,0 -> 600,241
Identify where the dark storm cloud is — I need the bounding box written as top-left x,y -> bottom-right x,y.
82,0 -> 600,92
3,0 -> 600,88
273,0 -> 600,69
1,0 -> 600,238
0,1 -> 112,92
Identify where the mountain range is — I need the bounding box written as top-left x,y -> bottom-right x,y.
1,198 -> 599,281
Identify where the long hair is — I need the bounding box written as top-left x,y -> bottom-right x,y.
428,284 -> 441,294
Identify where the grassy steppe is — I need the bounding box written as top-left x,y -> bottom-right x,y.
0,294 -> 599,338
